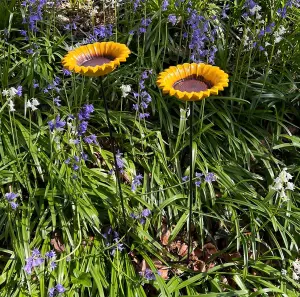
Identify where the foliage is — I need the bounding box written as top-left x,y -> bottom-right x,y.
0,0 -> 300,296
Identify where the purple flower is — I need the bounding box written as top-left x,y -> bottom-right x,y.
277,6 -> 287,18
24,249 -> 44,274
258,45 -> 264,51
26,48 -> 34,54
32,257 -> 44,267
195,180 -> 201,187
81,152 -> 88,161
16,86 -> 22,97
73,164 -> 79,171
168,14 -> 177,26
182,176 -> 189,182
195,172 -> 203,178
140,268 -> 156,280
65,158 -> 70,164
49,287 -> 55,297
78,121 -> 88,136
10,201 -> 19,210
141,208 -> 151,217
205,172 -> 216,183
20,29 -> 27,36
45,250 -> 56,258
141,18 -> 152,27
48,115 -> 66,132
130,213 -> 139,219
50,261 -> 57,271
139,217 -> 146,225
116,150 -> 124,170
55,284 -> 65,293
132,104 -> 139,111
131,174 -> 143,192
84,134 -> 97,144
74,155 -> 79,162
5,192 -> 18,201
139,27 -> 146,33
221,4 -> 229,19
139,113 -> 150,119
33,80 -> 39,88
32,248 -> 40,257
162,0 -> 169,10
78,104 -> 94,121
54,97 -> 61,106
62,68 -> 71,76
94,24 -> 113,39
265,22 -> 275,33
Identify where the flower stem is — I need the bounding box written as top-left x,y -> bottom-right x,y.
187,101 -> 194,264
99,77 -> 128,240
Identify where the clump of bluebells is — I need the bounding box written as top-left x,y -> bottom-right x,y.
182,172 -> 216,187
132,70 -> 153,119
24,248 -> 58,274
21,0 -> 51,32
102,227 -> 125,256
86,24 -> 113,43
186,6 -> 218,63
24,248 -> 44,274
130,208 -> 151,224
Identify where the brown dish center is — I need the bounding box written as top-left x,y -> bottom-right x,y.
173,75 -> 213,92
80,56 -> 114,67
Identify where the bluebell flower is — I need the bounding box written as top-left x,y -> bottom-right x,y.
130,213 -> 139,219
33,80 -> 39,88
55,284 -> 65,293
62,68 -> 72,76
195,180 -> 201,187
139,217 -> 146,225
10,201 -> 19,210
48,115 -> 66,132
20,29 -> 27,36
45,250 -> 56,259
54,97 -> 61,107
132,104 -> 139,111
24,248 -> 44,274
48,287 -> 55,297
140,268 -> 156,280
139,112 -> 150,119
5,192 -> 18,201
31,248 -> 40,257
50,261 -> 57,271
81,152 -> 88,161
65,158 -> 70,164
141,208 -> 151,217
78,121 -> 88,136
277,6 -> 287,18
182,176 -> 189,182
162,0 -> 169,10
168,14 -> 177,26
84,134 -> 97,144
74,156 -> 80,162
16,86 -> 22,97
73,164 -> 80,171
205,172 -> 216,182
131,174 -> 143,192
78,104 -> 94,121
116,150 -> 125,170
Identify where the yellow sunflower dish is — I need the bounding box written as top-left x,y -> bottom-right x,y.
62,42 -> 130,77
157,63 -> 229,101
